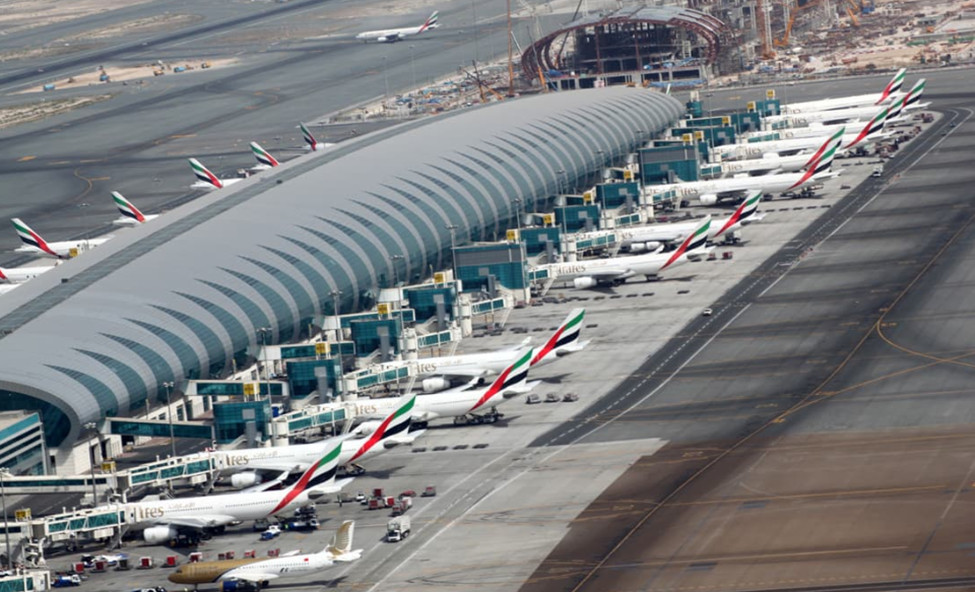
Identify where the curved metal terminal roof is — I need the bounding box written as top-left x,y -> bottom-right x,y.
521,6 -> 728,79
0,87 -> 683,448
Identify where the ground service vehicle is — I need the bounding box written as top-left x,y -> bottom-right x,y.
387,516 -> 411,542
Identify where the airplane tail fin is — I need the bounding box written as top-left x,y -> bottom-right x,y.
327,520 -> 362,562
346,394 -> 416,463
11,218 -> 60,259
112,191 -> 147,223
844,106 -> 889,150
469,347 -> 533,411
419,10 -> 439,32
789,132 -> 842,190
659,215 -> 711,272
530,308 -> 586,366
0,268 -> 8,283
713,191 -> 762,237
249,141 -> 280,167
188,158 -> 223,189
801,126 -> 846,171
876,68 -> 906,104
902,78 -> 926,109
300,122 -> 318,150
269,441 -> 343,513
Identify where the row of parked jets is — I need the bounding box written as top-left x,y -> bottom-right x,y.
0,124 -> 335,295
24,69 -> 931,587
67,310 -> 588,588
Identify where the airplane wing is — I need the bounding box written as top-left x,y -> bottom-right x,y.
309,476 -> 355,495
162,514 -> 238,529
238,470 -> 292,493
584,268 -> 633,280
233,573 -> 280,583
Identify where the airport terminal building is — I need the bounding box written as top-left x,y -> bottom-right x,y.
0,87 -> 683,456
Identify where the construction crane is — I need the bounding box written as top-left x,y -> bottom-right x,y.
846,0 -> 860,26
774,0 -> 821,48
756,0 -> 775,59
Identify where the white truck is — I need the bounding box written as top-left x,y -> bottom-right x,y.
386,516 -> 411,542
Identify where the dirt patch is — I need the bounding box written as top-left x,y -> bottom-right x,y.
0,95 -> 111,130
19,57 -> 238,94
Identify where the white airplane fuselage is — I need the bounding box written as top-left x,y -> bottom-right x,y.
0,265 -> 55,283
16,238 -> 111,259
221,553 -> 333,582
647,171 -> 808,203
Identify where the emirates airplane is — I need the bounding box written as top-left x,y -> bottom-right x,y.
189,157 -> 243,190
355,11 -> 439,43
11,218 -> 111,259
111,192 -> 158,225
112,441 -> 352,545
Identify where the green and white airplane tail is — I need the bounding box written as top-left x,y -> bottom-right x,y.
530,308 -> 588,366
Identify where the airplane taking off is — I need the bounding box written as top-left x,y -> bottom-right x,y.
208,395 -> 418,489
374,308 -> 589,381
355,11 -> 439,42
11,218 -> 111,259
650,129 -> 842,205
111,192 -> 158,225
351,347 -> 536,425
611,191 -> 763,252
300,123 -> 336,152
111,441 -> 351,545
538,215 -> 712,289
169,520 -> 361,588
250,141 -> 280,171
189,158 -> 243,190
779,68 -> 906,114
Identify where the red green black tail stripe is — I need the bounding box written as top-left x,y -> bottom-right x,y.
300,123 -> 318,149
530,309 -> 584,366
347,395 -> 415,463
660,216 -> 710,272
270,442 -> 342,514
470,348 -> 532,412
11,218 -> 60,258
189,158 -> 223,189
714,191 -> 761,237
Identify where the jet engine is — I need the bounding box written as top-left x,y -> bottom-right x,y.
143,525 -> 178,545
698,194 -> 719,206
627,241 -> 661,253
572,277 -> 598,290
230,471 -> 262,489
421,377 -> 450,393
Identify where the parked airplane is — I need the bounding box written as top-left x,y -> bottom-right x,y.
169,520 -> 360,588
350,347 -> 536,425
0,264 -> 54,284
374,308 -> 588,382
651,130 -> 842,205
11,218 -> 111,259
355,11 -> 439,42
300,123 -> 336,152
742,120 -> 851,141
189,158 -> 243,190
717,149 -> 821,176
111,192 -> 158,225
614,191 -> 763,252
714,108 -> 886,161
779,68 -> 906,114
214,395 -> 418,489
538,215 -> 712,289
115,441 -> 350,544
250,141 -> 280,171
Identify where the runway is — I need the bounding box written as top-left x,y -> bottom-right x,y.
519,72 -> 975,591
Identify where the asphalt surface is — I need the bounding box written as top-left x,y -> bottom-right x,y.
518,71 -> 975,591
0,0 -> 559,264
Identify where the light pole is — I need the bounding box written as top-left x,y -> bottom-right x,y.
0,468 -> 10,570
445,224 -> 458,280
162,382 -> 176,459
256,328 -> 272,407
409,45 -> 417,92
329,290 -> 343,370
513,198 -> 522,227
381,55 -> 390,112
391,255 -> 404,288
84,422 -> 98,507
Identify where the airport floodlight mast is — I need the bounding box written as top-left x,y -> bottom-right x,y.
84,422 -> 99,507
0,467 -> 10,570
162,382 -> 176,460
